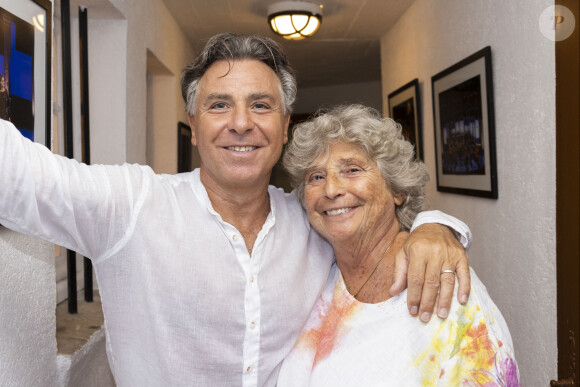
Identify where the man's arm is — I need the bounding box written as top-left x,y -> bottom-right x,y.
390,210 -> 472,322
0,120 -> 144,259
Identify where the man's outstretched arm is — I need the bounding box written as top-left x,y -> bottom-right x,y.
390,210 -> 472,322
0,119 -> 143,259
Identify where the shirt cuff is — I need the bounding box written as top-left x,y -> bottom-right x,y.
410,210 -> 472,250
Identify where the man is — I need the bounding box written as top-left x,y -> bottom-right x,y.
0,33 -> 470,386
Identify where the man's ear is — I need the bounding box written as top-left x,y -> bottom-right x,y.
187,114 -> 197,146
283,115 -> 290,144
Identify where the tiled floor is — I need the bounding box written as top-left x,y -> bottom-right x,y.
56,290 -> 104,356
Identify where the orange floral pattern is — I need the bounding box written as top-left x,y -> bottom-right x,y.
297,279 -> 361,367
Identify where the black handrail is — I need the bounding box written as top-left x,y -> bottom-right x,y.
61,0 -> 77,315
79,7 -> 93,304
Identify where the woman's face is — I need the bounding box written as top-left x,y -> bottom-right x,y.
303,141 -> 402,247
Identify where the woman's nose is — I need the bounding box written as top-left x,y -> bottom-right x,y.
324,173 -> 345,199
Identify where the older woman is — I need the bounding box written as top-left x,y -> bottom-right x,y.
277,105 -> 520,386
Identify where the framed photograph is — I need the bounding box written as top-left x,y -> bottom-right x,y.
388,78 -> 423,160
177,122 -> 192,173
431,46 -> 498,198
0,0 -> 51,148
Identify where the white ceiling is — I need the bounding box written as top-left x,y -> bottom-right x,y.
161,0 -> 414,87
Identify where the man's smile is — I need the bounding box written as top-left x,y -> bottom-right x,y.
225,146 -> 258,152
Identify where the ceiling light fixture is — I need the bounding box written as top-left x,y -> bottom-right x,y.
268,1 -> 323,40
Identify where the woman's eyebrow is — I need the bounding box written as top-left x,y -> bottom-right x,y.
338,158 -> 361,165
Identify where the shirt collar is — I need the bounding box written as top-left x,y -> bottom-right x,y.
189,168 -> 277,227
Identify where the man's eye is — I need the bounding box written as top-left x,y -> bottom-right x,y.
346,167 -> 362,173
211,102 -> 228,109
253,103 -> 270,110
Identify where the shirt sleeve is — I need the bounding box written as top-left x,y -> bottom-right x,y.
0,119 -> 149,260
410,210 -> 472,250
436,269 -> 520,386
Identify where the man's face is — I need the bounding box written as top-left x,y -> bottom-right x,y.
188,60 -> 290,192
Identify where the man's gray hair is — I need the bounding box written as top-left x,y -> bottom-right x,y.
283,104 -> 429,231
180,33 -> 297,115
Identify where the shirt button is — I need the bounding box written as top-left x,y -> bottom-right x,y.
246,366 -> 252,373
232,234 -> 238,241
250,321 -> 256,329
249,275 -> 255,283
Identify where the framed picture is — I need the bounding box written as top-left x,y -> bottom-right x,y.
177,122 -> 192,173
0,0 -> 51,148
431,46 -> 498,198
388,78 -> 423,160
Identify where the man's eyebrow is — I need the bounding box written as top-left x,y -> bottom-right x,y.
204,93 -> 232,102
203,93 -> 276,104
249,92 -> 275,101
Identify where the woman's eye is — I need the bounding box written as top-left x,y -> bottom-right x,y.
308,174 -> 324,182
346,167 -> 362,174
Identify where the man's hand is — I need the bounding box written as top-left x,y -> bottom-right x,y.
389,223 -> 470,322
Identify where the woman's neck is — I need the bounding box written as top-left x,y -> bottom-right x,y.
335,225 -> 407,303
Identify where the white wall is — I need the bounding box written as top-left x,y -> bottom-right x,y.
105,0 -> 194,167
0,230 -> 57,386
380,1 -> 556,385
294,80 -> 382,115
87,16 -> 129,166
145,52 -> 179,174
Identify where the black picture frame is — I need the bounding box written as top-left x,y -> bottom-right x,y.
0,0 -> 52,149
431,46 -> 498,198
388,78 -> 423,160
177,121 -> 192,173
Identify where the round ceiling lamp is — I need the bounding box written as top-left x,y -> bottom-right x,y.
268,1 -> 323,40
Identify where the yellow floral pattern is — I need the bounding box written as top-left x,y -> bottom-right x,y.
414,304 -> 519,386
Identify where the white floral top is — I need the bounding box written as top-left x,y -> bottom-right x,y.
277,265 -> 520,386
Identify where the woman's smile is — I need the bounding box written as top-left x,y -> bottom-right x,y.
324,207 -> 355,216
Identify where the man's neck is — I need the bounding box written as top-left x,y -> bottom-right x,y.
200,170 -> 271,255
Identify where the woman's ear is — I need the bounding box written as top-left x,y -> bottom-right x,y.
394,193 -> 405,206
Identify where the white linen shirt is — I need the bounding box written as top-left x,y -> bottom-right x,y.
0,120 -> 471,386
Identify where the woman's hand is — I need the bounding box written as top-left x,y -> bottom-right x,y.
390,223 -> 470,322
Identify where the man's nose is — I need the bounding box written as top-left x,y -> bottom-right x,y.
229,107 -> 253,135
